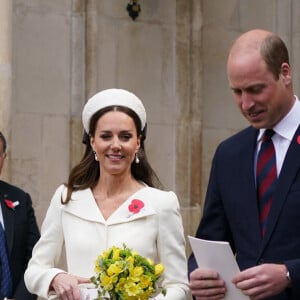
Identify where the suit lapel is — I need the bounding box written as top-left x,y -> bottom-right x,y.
240,128 -> 262,244
260,125 -> 300,250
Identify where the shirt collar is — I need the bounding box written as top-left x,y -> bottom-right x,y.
257,95 -> 300,142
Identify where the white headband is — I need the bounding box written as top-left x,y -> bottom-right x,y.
82,88 -> 147,133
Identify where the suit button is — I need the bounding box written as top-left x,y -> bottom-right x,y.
258,259 -> 265,265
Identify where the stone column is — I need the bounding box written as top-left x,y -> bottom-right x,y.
175,0 -> 203,249
70,0 -> 86,167
85,0 -> 98,99
0,0 -> 12,180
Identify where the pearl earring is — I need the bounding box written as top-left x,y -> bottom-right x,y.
135,153 -> 140,164
93,151 -> 98,161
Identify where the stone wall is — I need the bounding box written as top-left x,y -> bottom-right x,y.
0,0 -> 12,180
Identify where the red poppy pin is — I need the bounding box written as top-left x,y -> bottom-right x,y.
297,135 -> 300,145
128,199 -> 144,214
5,199 -> 20,210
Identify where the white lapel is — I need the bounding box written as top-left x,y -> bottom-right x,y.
62,186 -> 157,225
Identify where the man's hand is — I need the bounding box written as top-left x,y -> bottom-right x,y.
189,268 -> 226,299
232,263 -> 290,300
50,273 -> 91,300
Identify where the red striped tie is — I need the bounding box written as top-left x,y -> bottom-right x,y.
256,129 -> 277,237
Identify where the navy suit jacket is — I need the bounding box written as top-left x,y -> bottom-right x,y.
188,125 -> 300,300
0,180 -> 40,300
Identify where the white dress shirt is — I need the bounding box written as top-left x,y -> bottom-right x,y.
256,96 -> 300,176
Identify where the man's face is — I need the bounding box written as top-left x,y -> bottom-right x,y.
227,51 -> 294,129
0,141 -> 6,176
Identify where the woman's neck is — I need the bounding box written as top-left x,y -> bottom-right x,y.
92,174 -> 144,220
93,173 -> 142,197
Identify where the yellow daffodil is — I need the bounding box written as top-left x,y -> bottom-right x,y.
131,266 -> 144,278
154,263 -> 164,276
140,274 -> 152,288
107,262 -> 123,276
112,246 -> 120,260
99,273 -> 115,291
147,258 -> 154,265
124,281 -> 142,296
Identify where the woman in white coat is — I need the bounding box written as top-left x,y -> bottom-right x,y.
24,88 -> 189,300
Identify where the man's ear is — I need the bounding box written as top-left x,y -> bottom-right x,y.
280,62 -> 292,84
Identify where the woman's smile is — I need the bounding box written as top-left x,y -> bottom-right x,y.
106,154 -> 124,161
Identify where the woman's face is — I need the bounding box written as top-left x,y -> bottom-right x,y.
90,110 -> 141,176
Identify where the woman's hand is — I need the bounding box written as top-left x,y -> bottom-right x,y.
51,273 -> 91,300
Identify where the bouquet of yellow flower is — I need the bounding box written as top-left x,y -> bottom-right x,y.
91,244 -> 166,300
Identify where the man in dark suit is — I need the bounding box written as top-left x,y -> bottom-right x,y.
0,132 -> 40,300
188,29 -> 300,299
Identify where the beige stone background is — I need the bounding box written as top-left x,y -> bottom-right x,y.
1,0 -> 300,299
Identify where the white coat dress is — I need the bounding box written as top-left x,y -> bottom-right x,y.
24,184 -> 189,299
